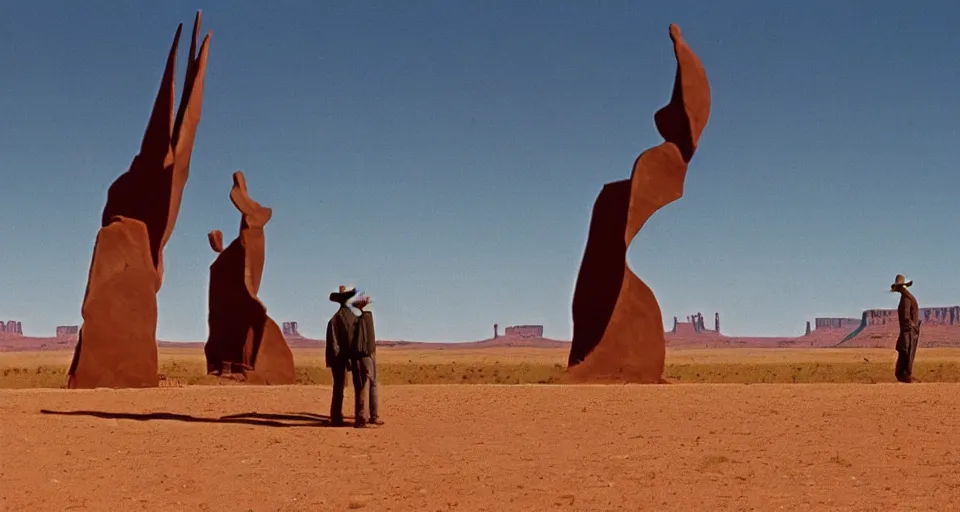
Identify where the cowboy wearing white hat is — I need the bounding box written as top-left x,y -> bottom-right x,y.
890,274 -> 920,383
350,294 -> 383,428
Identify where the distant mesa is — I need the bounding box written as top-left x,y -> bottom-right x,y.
0,320 -> 23,336
812,306 -> 960,348
498,325 -> 544,338
865,306 -> 960,326
808,307 -> 960,336
11,306 -> 960,354
56,325 -> 80,337
812,318 -> 861,330
669,312 -> 720,336
281,321 -> 302,338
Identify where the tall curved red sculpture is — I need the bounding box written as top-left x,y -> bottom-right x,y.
68,12 -> 210,389
566,24 -> 711,383
204,171 -> 295,385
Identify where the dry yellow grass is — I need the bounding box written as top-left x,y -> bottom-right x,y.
3,346 -> 960,388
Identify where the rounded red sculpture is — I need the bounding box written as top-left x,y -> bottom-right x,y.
204,171 -> 295,385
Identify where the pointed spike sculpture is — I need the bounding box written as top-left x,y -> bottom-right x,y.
204,171 -> 295,385
566,24 -> 711,383
68,13 -> 211,389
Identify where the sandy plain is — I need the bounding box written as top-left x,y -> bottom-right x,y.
3,348 -> 960,511
4,384 -> 960,511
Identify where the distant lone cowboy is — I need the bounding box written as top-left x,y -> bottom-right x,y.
326,285 -> 358,426
891,274 -> 920,383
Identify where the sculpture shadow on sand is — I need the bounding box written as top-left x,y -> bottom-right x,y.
39,410 -> 350,428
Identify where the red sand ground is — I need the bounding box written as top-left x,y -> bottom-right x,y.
0,336 -> 75,352
3,384 -> 959,510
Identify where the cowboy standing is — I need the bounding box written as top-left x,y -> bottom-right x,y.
326,285 -> 358,426
350,294 -> 384,427
891,274 -> 920,383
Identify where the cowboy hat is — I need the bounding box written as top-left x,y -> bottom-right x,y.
329,285 -> 357,303
890,274 -> 913,290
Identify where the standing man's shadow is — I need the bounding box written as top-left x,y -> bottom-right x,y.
40,409 -> 358,428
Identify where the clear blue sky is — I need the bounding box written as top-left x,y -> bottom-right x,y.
1,1 -> 958,341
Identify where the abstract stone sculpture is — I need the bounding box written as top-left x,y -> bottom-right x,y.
68,13 -> 210,389
566,24 -> 711,383
204,171 -> 295,385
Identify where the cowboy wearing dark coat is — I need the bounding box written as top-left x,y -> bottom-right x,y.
350,294 -> 383,428
326,285 -> 357,425
891,274 -> 920,383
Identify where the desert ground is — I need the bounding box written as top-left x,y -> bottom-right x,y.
4,383 -> 960,511
3,348 -> 960,511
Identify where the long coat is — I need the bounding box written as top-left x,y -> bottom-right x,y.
326,305 -> 357,368
896,290 -> 919,349
353,311 -> 377,358
898,290 -> 919,330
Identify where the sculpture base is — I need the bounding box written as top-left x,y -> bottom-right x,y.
68,220 -> 160,389
245,318 -> 296,385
